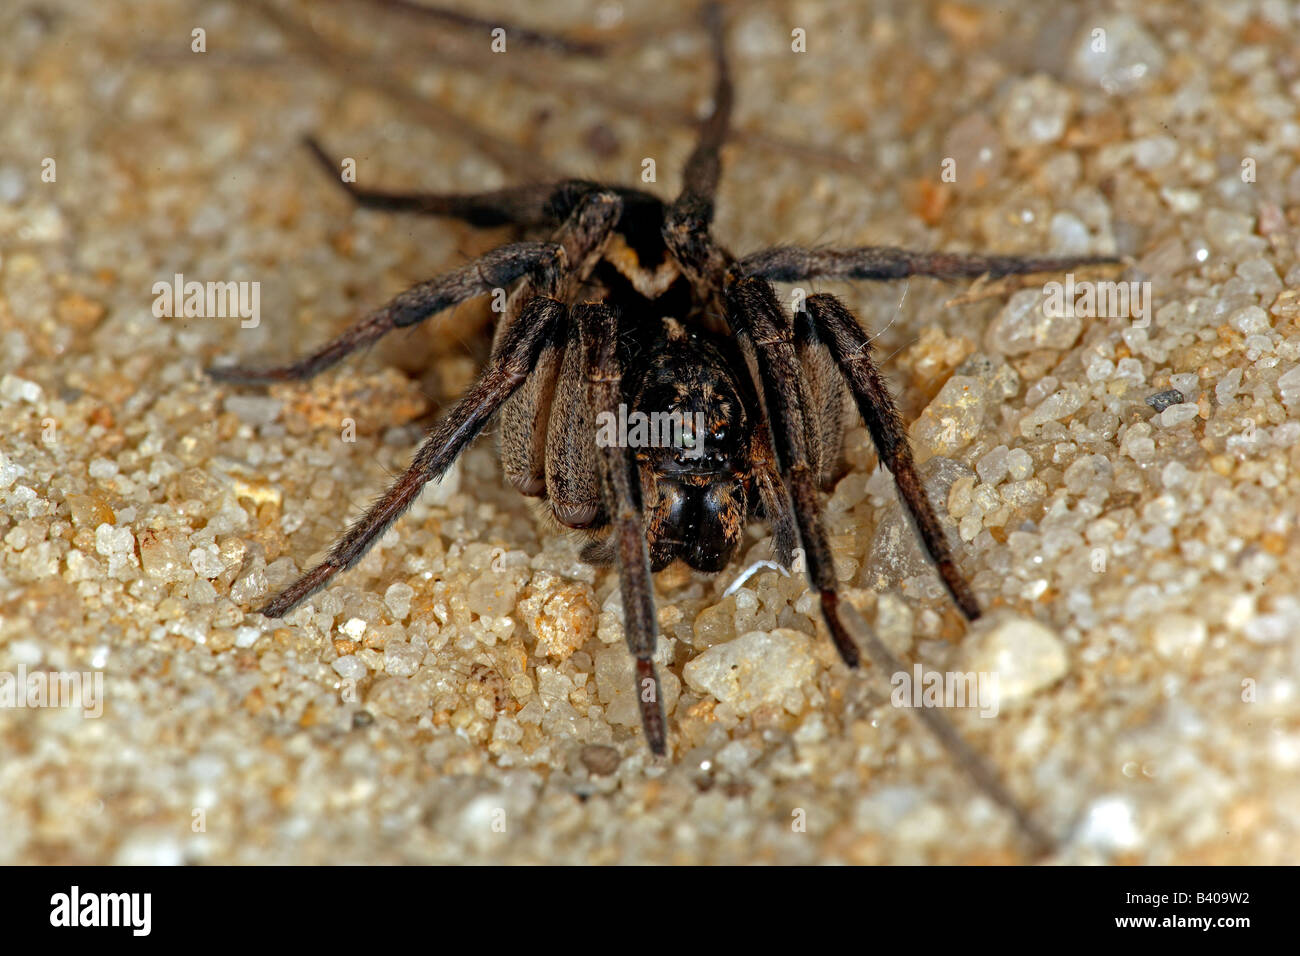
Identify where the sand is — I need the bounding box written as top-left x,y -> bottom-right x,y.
1,0 -> 1297,863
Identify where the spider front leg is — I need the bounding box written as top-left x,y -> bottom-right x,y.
249,190 -> 625,617
801,293 -> 981,618
725,277 -> 1056,854
576,302 -> 668,755
207,241 -> 562,384
727,277 -> 980,624
255,294 -> 567,618
723,277 -> 863,667
749,422 -> 799,569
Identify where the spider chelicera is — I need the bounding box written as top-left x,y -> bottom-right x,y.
211,1 -> 1113,848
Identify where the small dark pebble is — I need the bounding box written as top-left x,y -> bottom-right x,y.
579,744 -> 621,776
1145,388 -> 1184,413
584,122 -> 620,158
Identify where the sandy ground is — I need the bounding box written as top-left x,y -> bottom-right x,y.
1,0 -> 1298,864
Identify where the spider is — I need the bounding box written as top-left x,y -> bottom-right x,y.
211,2 -> 1113,843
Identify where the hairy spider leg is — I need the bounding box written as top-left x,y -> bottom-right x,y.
737,244 -> 1119,282
804,292 -> 980,619
207,241 -> 562,384
245,192 -> 624,616
577,302 -> 668,754
257,294 -> 566,618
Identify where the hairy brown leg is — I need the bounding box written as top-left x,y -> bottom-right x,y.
803,293 -> 979,619
662,2 -> 735,289
749,421 -> 798,568
674,1 -> 732,220
723,277 -> 861,667
251,188 -> 624,615
576,302 -> 667,755
542,328 -> 604,528
256,294 -> 566,618
207,241 -> 562,384
793,306 -> 846,488
727,276 -> 1055,856
498,190 -> 623,498
737,245 -> 1119,282
359,0 -> 606,57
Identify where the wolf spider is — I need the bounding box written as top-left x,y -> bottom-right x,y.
212,2 -> 1113,848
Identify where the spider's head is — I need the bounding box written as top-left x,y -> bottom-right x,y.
631,324 -> 749,477
631,326 -> 753,573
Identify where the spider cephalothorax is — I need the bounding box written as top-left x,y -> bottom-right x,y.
623,322 -> 755,574
210,1 -> 1115,850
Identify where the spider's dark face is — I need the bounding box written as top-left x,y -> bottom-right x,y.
630,322 -> 751,573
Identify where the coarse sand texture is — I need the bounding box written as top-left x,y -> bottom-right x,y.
1,0 -> 1298,863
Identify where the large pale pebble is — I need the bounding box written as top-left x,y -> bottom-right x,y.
683,629 -> 818,717
958,614 -> 1068,704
